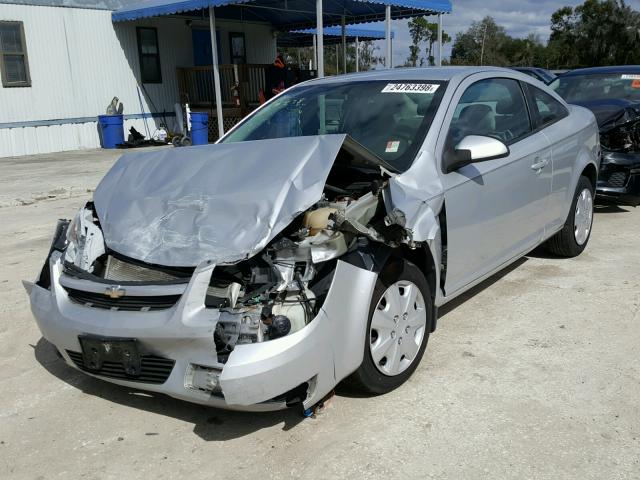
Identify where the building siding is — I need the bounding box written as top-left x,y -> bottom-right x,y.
0,3 -> 276,157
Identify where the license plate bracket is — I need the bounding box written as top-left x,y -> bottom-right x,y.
79,335 -> 141,376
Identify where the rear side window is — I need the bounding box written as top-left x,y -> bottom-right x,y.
526,85 -> 569,128
448,78 -> 531,146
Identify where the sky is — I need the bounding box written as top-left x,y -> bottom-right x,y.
365,0 -> 640,65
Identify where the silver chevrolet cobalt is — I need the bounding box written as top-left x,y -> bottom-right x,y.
25,67 -> 599,412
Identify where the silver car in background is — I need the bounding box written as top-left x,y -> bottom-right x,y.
25,67 -> 599,412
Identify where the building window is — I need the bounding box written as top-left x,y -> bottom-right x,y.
0,21 -> 31,87
136,27 -> 162,83
229,32 -> 246,64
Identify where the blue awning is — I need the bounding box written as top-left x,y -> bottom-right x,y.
112,0 -> 452,29
278,27 -> 393,47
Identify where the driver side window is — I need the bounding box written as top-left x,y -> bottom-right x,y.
448,78 -> 531,147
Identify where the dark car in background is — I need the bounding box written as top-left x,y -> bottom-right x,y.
511,67 -> 557,85
550,66 -> 640,206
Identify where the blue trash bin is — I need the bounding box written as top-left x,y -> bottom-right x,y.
190,112 -> 209,145
97,114 -> 124,149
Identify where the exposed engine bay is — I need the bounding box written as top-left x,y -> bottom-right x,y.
599,104 -> 640,153
59,136 -> 416,364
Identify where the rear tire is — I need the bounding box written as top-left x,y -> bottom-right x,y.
545,175 -> 594,257
347,260 -> 432,395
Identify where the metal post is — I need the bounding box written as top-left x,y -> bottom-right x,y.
209,6 -> 224,139
341,15 -> 346,74
316,0 -> 324,77
437,13 -> 443,67
335,44 -> 339,74
312,33 -> 317,70
385,5 -> 391,69
355,36 -> 359,72
391,36 -> 393,68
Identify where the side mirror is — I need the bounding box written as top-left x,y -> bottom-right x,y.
444,135 -> 510,173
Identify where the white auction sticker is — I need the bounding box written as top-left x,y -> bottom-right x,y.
621,74 -> 640,80
381,83 -> 440,94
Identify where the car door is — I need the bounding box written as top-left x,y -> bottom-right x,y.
523,83 -> 573,234
438,76 -> 553,296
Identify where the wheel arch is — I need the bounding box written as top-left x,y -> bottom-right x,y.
395,245 -> 438,333
581,162 -> 598,190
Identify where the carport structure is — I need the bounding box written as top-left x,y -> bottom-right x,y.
113,0 -> 452,138
278,27 -> 394,73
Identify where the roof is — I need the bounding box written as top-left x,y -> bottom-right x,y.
305,66 -> 512,84
562,65 -> 640,77
278,27 -> 392,47
2,0 -> 139,10
111,0 -> 452,29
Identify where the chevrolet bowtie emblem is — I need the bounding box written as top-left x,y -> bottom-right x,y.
105,286 -> 126,299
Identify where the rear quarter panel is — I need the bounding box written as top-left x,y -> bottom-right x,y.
543,104 -> 599,234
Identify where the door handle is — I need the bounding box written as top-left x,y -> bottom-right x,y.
531,158 -> 549,172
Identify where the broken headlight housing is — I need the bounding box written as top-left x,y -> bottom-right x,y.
63,205 -> 105,273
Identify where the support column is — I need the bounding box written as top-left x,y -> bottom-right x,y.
316,0 -> 324,77
355,36 -> 359,72
209,6 -> 224,139
437,13 -> 443,67
312,33 -> 317,70
341,15 -> 346,74
385,5 -> 391,69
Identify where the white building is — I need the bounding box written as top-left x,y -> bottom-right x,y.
0,0 -> 450,157
0,0 -> 277,157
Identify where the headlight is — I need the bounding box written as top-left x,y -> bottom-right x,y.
64,206 -> 105,272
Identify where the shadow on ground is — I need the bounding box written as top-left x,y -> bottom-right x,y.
33,338 -> 304,441
594,203 -> 631,214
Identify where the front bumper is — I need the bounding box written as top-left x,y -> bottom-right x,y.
26,252 -> 378,411
596,152 -> 640,206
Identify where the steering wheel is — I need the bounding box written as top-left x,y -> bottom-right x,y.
501,129 -> 515,142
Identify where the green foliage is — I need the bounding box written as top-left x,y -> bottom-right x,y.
406,16 -> 450,67
547,0 -> 640,68
450,0 -> 640,69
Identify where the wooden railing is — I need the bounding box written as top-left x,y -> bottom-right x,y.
177,64 -> 269,110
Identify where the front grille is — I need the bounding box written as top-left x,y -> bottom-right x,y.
601,170 -> 629,188
64,287 -> 180,311
66,350 -> 175,384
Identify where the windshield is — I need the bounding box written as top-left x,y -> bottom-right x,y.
550,73 -> 640,103
221,80 -> 447,172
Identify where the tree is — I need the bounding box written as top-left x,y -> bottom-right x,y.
406,17 -> 450,67
450,16 -> 511,66
547,0 -> 640,68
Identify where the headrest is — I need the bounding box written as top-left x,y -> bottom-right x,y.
417,100 -> 432,115
459,104 -> 492,122
495,97 -> 514,114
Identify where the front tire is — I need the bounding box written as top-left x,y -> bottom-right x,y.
347,260 -> 432,394
545,175 -> 594,257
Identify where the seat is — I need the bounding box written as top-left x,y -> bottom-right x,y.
458,104 -> 495,136
449,104 -> 495,145
495,96 -> 531,141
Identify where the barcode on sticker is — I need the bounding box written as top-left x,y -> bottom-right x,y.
621,74 -> 640,80
381,83 -> 440,94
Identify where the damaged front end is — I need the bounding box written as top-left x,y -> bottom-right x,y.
593,103 -> 640,205
26,134 -> 434,411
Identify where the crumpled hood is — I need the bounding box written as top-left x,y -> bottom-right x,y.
572,99 -> 640,129
93,135 -> 347,267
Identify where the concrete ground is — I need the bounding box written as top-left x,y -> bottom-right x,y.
1,149 -> 639,480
